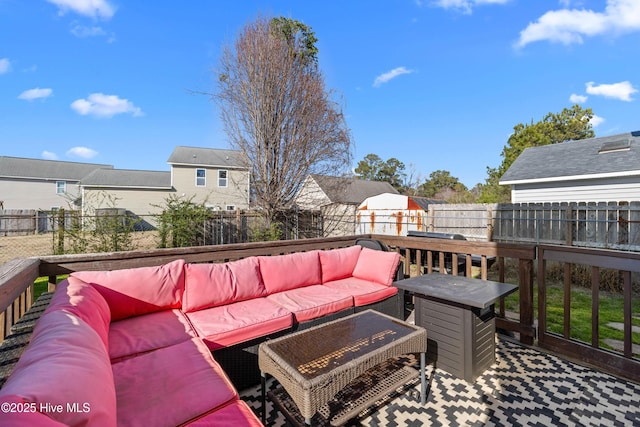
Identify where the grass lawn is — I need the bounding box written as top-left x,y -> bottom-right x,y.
502,282 -> 640,354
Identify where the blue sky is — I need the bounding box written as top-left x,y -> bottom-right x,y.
1,0 -> 639,188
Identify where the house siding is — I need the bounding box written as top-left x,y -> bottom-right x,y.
82,187 -> 174,218
171,165 -> 249,209
293,177 -> 331,210
511,176 -> 640,203
0,178 -> 80,210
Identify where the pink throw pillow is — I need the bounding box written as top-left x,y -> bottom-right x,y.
183,257 -> 266,312
258,251 -> 321,294
319,245 -> 362,283
71,259 -> 185,321
351,247 -> 400,286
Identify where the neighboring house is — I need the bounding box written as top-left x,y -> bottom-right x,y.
167,146 -> 250,211
0,156 -> 113,210
499,131 -> 640,203
80,168 -> 173,227
294,174 -> 399,236
356,193 -> 445,236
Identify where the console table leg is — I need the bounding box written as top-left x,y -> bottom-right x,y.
420,352 -> 426,404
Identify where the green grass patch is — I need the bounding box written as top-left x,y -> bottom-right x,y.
499,280 -> 639,353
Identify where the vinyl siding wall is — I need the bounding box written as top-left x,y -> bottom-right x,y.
0,178 -> 80,210
511,176 -> 640,203
171,165 -> 250,210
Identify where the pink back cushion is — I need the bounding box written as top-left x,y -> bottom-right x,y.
319,245 -> 362,283
351,247 -> 401,286
71,259 -> 185,321
45,277 -> 111,348
258,251 -> 321,294
1,310 -> 117,427
183,257 -> 266,312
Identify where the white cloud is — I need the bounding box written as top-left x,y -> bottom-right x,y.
432,0 -> 510,14
70,24 -> 106,37
0,58 -> 10,74
18,88 -> 53,101
589,114 -> 605,127
586,81 -> 637,101
373,67 -> 415,87
569,93 -> 588,103
516,0 -> 640,48
71,93 -> 144,118
46,0 -> 115,20
66,146 -> 98,159
41,151 -> 58,160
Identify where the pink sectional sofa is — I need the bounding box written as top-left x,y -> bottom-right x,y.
0,245 -> 400,426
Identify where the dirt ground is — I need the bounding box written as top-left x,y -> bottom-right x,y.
0,231 -> 159,264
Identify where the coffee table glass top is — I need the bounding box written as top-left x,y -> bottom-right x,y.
265,310 -> 420,380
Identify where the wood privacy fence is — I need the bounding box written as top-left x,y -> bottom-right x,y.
3,203 -> 640,251
491,202 -> 640,251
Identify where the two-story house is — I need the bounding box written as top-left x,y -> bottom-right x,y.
0,156 -> 113,210
167,146 -> 250,211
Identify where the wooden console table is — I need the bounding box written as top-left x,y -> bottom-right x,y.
394,274 -> 517,382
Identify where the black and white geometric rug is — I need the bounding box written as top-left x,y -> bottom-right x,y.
240,338 -> 640,426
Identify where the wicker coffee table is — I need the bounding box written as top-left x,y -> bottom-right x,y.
259,310 -> 427,426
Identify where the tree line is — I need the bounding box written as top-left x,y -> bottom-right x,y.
354,104 -> 595,203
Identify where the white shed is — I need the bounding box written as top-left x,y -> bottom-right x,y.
355,193 -> 444,236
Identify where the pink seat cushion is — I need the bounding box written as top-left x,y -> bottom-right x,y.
267,285 -> 353,323
183,258 -> 266,313
0,311 -> 117,427
323,278 -> 399,306
186,298 -> 293,350
109,309 -> 198,361
258,251 -> 321,294
0,395 -> 68,426
184,400 -> 263,426
352,247 -> 401,286
71,259 -> 185,320
45,276 -> 111,348
319,245 -> 362,282
112,338 -> 237,427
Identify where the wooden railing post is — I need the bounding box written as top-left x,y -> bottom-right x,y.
518,258 -> 535,345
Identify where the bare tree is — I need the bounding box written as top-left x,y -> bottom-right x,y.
215,16 -> 353,223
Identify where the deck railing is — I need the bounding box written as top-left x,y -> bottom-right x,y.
1,235 -> 638,382
538,244 -> 640,382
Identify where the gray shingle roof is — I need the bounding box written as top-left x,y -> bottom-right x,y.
311,174 -> 399,204
500,131 -> 640,184
167,146 -> 246,168
80,169 -> 172,189
0,156 -> 113,181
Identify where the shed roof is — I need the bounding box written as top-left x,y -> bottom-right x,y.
167,146 -> 246,169
80,169 -> 172,189
311,174 -> 399,204
0,156 -> 113,181
500,131 -> 640,184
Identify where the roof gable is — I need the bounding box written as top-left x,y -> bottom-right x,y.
0,156 -> 113,181
500,131 -> 640,184
310,174 -> 399,204
167,146 -> 246,169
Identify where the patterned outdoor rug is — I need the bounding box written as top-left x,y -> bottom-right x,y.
240,337 -> 640,426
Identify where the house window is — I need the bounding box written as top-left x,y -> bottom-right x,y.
56,181 -> 66,194
196,169 -> 206,187
218,170 -> 228,187
226,205 -> 235,211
